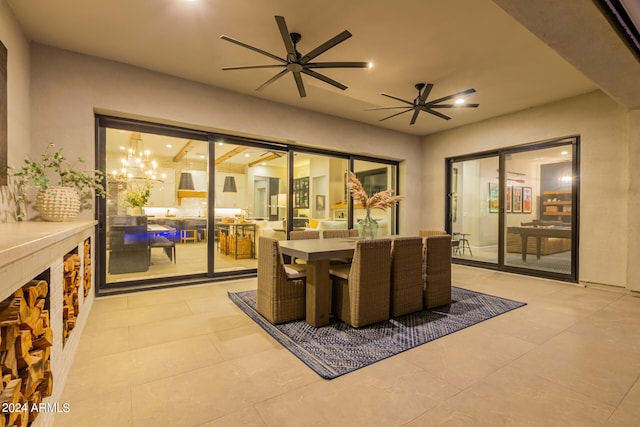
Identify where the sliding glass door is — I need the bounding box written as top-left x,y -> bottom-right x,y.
503,142 -> 576,277
449,156 -> 499,264
447,137 -> 578,282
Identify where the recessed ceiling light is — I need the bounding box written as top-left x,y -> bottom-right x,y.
455,98 -> 465,105
199,155 -> 205,159
261,162 -> 266,166
166,144 -> 172,148
218,142 -> 223,146
244,153 -> 250,158
368,62 -> 374,69
560,150 -> 569,155
119,146 -> 125,151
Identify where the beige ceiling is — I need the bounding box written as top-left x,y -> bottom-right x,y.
5,0 -> 614,136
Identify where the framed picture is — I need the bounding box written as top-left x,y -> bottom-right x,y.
488,182 -> 499,213
512,186 -> 523,213
506,185 -> 513,213
315,195 -> 325,210
523,187 -> 532,214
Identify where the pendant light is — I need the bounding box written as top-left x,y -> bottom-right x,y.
178,172 -> 195,190
223,176 -> 237,193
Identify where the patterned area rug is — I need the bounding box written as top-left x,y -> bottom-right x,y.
228,287 -> 526,379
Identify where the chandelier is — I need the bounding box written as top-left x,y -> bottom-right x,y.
111,133 -> 164,182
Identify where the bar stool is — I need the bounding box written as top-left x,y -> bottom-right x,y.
457,233 -> 472,255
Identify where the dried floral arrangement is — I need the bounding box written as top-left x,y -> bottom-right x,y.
348,171 -> 403,210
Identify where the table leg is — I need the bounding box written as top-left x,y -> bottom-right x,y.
535,236 -> 542,260
520,235 -> 528,262
306,259 -> 331,327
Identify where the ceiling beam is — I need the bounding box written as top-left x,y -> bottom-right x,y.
215,146 -> 247,164
172,140 -> 194,162
248,153 -> 281,167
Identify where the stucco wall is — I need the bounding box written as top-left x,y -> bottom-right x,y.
27,44 -> 422,234
422,91 -> 629,288
0,1 -> 30,222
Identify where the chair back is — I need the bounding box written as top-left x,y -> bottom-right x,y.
257,237 -> 306,323
290,230 -> 320,240
424,234 -> 452,309
419,229 -> 446,237
347,238 -> 392,327
323,229 -> 350,239
390,237 -> 424,316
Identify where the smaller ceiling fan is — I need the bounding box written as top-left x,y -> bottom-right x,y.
220,15 -> 369,98
366,83 -> 479,125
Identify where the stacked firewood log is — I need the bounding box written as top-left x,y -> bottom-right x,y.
62,254 -> 81,345
83,239 -> 91,298
0,280 -> 53,426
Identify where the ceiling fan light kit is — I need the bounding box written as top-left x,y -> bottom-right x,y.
220,15 -> 369,98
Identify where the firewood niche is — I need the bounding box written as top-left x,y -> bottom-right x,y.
62,252 -> 82,345
0,279 -> 53,426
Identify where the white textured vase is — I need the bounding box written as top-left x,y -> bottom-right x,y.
35,186 -> 81,222
130,206 -> 144,216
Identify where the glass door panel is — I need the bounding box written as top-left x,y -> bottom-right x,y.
353,160 -> 398,236
292,152 -> 349,235
450,157 -> 499,264
213,141 -> 288,272
104,129 -> 208,284
503,145 -> 574,275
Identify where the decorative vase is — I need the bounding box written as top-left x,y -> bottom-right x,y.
130,206 -> 144,216
35,186 -> 81,222
357,209 -> 379,240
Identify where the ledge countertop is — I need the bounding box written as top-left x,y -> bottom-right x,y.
0,220 -> 97,269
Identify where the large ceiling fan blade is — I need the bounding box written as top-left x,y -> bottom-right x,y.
220,35 -> 286,64
299,30 -> 352,64
409,110 -> 421,125
302,69 -> 348,90
275,16 -> 297,62
256,69 -> 289,91
379,108 -> 413,122
364,106 -> 412,111
304,62 -> 370,69
292,72 -> 307,97
419,83 -> 434,103
222,65 -> 285,71
426,88 -> 476,106
423,108 -> 452,120
380,93 -> 413,105
430,103 -> 480,108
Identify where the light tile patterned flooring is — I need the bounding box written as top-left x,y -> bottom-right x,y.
54,266 -> 640,426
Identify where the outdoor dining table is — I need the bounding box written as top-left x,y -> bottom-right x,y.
278,238 -> 357,327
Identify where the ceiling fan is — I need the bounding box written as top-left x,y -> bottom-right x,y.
220,15 -> 369,98
366,83 -> 479,125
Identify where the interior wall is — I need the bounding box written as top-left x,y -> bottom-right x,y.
0,1 -> 30,222
627,109 -> 640,292
26,44 -> 422,235
422,90 -> 629,289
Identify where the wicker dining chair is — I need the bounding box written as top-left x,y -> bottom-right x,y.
323,229 -> 350,239
256,237 -> 307,324
330,238 -> 392,328
349,228 -> 359,237
423,234 -> 452,309
419,229 -> 447,237
289,230 -> 320,264
390,236 -> 424,317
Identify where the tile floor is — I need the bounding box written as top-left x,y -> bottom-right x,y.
54,265 -> 640,426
